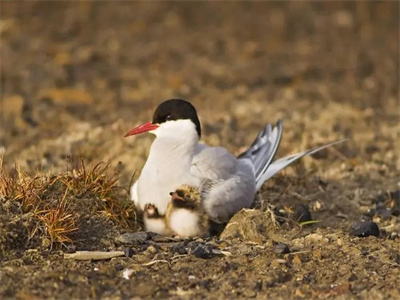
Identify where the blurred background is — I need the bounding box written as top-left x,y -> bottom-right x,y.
0,1 -> 398,186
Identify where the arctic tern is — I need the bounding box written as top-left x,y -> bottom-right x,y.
124,99 -> 344,236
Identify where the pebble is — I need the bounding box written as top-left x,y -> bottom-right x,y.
146,245 -> 157,254
390,190 -> 400,216
363,208 -> 375,218
391,253 -> 400,265
274,243 -> 290,255
148,232 -> 173,243
375,207 -> 392,220
124,247 -> 135,257
372,193 -> 386,204
169,243 -> 188,255
192,244 -> 214,259
122,269 -> 134,280
115,232 -> 149,245
255,280 -> 263,291
293,204 -> 312,223
187,241 -> 200,251
197,279 -> 212,289
115,264 -> 124,271
350,221 -> 380,237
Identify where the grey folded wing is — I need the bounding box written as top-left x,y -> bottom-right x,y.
190,146 -> 237,180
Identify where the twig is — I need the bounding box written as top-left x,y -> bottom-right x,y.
171,254 -> 189,260
212,249 -> 232,256
142,259 -> 171,267
64,251 -> 125,260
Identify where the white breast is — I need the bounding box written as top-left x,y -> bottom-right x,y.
137,138 -> 200,214
144,217 -> 170,235
168,209 -> 202,237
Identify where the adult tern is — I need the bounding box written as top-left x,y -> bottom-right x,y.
124,99 -> 343,236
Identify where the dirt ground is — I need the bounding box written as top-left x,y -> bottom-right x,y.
1,2 -> 399,299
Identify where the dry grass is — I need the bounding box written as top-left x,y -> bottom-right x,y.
0,156 -> 136,249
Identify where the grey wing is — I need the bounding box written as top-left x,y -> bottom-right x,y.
200,158 -> 256,223
256,139 -> 347,188
191,146 -> 256,224
190,146 -> 237,180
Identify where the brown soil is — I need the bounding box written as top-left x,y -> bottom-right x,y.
1,2 -> 399,299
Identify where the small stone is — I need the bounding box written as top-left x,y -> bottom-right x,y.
138,244 -> 149,252
146,245 -> 157,254
115,264 -> 124,271
255,280 -> 263,291
122,269 -> 134,280
169,244 -> 188,255
372,193 -> 386,204
350,221 -> 380,237
274,243 -> 290,255
192,244 -> 214,259
292,204 -> 312,223
124,247 -> 135,257
389,232 -> 398,240
148,232 -> 173,243
348,273 -> 358,282
390,190 -> 400,216
198,279 -> 212,289
375,206 -> 392,220
360,215 -> 372,222
292,255 -> 302,266
186,241 -> 200,251
363,208 -> 375,218
115,232 -> 149,245
391,253 -> 400,265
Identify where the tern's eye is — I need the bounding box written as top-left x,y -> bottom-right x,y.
165,115 -> 172,121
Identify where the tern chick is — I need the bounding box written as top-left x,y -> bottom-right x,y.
166,185 -> 209,238
143,203 -> 171,235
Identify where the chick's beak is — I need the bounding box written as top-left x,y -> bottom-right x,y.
170,191 -> 185,202
124,121 -> 159,137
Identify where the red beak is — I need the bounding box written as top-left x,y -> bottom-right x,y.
124,121 -> 159,137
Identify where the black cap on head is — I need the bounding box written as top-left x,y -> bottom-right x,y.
152,99 -> 201,137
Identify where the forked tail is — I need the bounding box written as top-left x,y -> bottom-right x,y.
238,120 -> 346,191
237,120 -> 283,190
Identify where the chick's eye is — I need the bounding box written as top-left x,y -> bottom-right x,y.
165,115 -> 172,121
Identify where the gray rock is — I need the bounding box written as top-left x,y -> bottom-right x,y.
274,242 -> 290,255
192,244 -> 214,259
115,232 -> 149,245
350,221 -> 380,237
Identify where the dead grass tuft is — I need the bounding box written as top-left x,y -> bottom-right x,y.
0,156 -> 137,251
